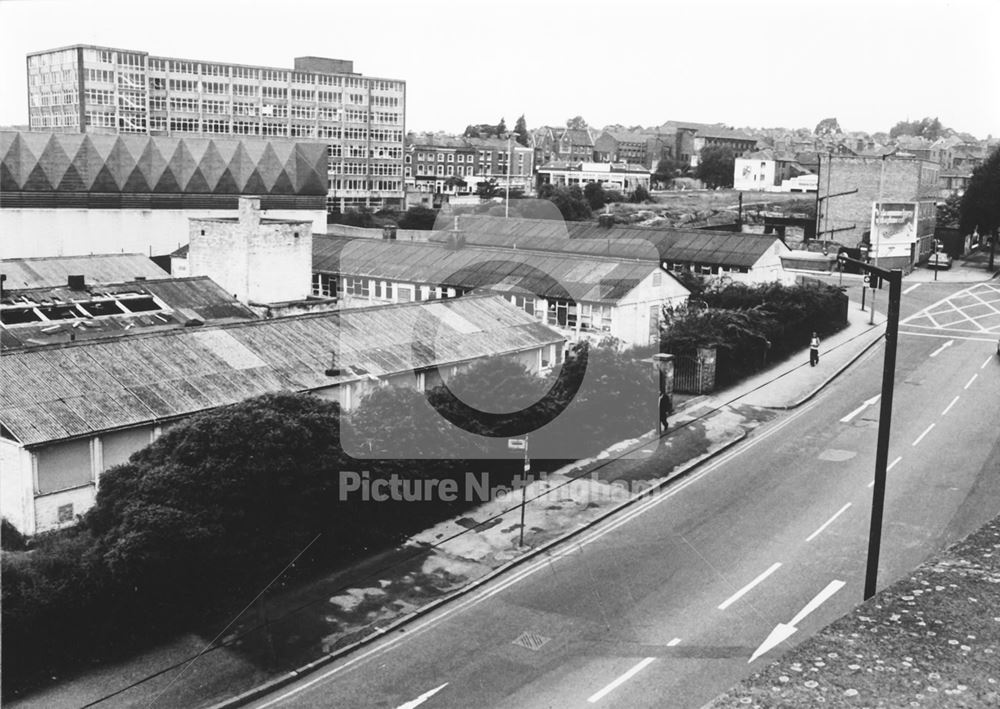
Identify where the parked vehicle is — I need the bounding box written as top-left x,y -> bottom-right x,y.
927,252 -> 952,270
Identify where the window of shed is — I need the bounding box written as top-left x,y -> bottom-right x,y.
79,299 -> 124,317
37,304 -> 82,320
1,307 -> 43,324
118,296 -> 160,313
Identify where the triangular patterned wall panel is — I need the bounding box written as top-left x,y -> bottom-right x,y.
1,131 -> 329,197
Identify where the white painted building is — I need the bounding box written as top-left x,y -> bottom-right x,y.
0,295 -> 562,535
312,235 -> 690,348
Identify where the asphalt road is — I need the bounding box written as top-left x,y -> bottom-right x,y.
246,281 -> 1000,709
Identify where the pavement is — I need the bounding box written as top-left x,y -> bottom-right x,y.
10,262 -> 996,709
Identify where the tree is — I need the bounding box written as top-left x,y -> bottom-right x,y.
566,116 -> 588,130
538,183 -> 592,221
398,205 -> 439,230
653,153 -> 680,185
514,115 -> 529,146
476,178 -> 499,198
960,146 -> 1000,269
496,117 -> 507,137
889,116 -> 945,141
937,193 -> 962,228
583,181 -> 607,210
630,185 -> 651,203
814,117 -> 842,136
696,145 -> 735,189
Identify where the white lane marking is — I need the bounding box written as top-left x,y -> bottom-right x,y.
929,340 -> 954,357
748,580 -> 846,663
868,456 -> 902,487
254,400 -> 823,708
985,356 -> 995,370
805,503 -> 852,542
899,329 -> 998,342
396,683 -> 449,709
942,396 -> 960,416
965,373 -> 978,390
717,562 -> 782,610
903,283 -> 922,295
839,395 -> 880,423
587,658 -> 657,703
667,638 -> 681,647
912,424 -> 935,446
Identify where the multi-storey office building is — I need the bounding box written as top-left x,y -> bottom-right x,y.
26,45 -> 406,211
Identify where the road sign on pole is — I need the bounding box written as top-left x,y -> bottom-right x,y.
508,438 -> 527,451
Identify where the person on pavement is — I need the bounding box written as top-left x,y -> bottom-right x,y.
809,332 -> 820,367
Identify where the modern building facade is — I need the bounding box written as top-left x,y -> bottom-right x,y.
0,130 -> 328,258
26,45 -> 406,211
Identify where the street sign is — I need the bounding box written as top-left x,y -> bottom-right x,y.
507,438 -> 526,450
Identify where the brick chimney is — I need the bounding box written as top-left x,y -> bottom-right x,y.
238,197 -> 262,228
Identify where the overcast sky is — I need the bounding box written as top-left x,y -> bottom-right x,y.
2,0 -> 997,138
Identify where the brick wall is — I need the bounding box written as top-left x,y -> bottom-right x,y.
818,156 -> 940,247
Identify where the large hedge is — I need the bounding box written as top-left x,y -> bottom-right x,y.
661,280 -> 848,386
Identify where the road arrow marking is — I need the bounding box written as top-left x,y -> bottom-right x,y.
929,339 -> 954,357
840,395 -> 881,423
396,683 -> 449,709
587,658 -> 656,703
749,580 -> 845,663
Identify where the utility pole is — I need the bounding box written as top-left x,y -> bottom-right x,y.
839,253 -> 903,601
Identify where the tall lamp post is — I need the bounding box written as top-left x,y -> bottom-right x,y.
506,132 -> 520,219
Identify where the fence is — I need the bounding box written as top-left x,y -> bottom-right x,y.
671,346 -> 717,394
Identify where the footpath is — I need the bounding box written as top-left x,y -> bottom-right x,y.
11,261 -> 992,709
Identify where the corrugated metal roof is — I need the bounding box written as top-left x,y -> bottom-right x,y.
1,277 -> 257,349
0,295 -> 562,446
1,254 -> 168,289
313,236 -> 666,303
452,217 -> 788,268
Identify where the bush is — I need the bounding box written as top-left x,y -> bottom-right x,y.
661,281 -> 847,386
397,205 -> 438,230
1,517 -> 27,551
630,185 -> 651,203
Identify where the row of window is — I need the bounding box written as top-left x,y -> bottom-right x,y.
661,261 -> 750,275
33,113 -> 80,128
29,69 -> 76,86
330,179 -> 403,191
33,91 -> 78,106
413,164 -> 476,177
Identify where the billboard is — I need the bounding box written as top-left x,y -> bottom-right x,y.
870,201 -> 917,259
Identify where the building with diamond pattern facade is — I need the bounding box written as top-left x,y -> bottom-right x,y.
0,130 -> 328,258
26,45 -> 406,212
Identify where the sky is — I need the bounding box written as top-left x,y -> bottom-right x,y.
1,0 -> 998,139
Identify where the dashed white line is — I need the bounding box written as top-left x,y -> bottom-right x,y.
903,283 -> 922,295
587,657 -> 656,703
929,340 -> 954,357
912,424 -> 935,446
869,456 -> 902,487
965,373 -> 978,390
942,396 -> 960,416
667,638 -> 681,647
984,356 -> 995,370
718,562 -> 782,610
806,503 -> 852,542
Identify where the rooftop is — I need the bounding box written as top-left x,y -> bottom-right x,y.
1,253 -> 167,289
0,295 -> 561,447
312,235 -> 676,304
0,276 -> 258,349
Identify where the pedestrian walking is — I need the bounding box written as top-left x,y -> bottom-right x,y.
809,332 -> 820,366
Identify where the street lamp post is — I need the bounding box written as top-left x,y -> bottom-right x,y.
505,132 -> 520,220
